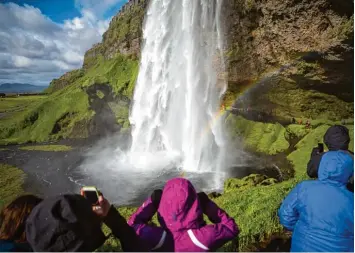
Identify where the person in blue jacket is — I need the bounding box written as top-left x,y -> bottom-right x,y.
278,150 -> 354,252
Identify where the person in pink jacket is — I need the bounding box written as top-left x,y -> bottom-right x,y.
128,178 -> 239,251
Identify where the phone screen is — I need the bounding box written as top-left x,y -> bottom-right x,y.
318,143 -> 324,153
83,190 -> 98,205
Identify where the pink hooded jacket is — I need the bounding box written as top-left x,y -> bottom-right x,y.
128,178 -> 239,251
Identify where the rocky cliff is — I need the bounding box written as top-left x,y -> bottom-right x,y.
221,0 -> 353,121
83,0 -> 148,69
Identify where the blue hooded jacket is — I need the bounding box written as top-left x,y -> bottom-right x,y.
278,150 -> 354,252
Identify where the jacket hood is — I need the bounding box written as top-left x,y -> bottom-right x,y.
318,151 -> 354,186
324,125 -> 350,151
158,178 -> 204,232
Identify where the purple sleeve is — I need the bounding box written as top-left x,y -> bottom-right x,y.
194,199 -> 239,250
128,197 -> 168,251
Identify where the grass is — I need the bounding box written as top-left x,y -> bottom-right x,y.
19,145 -> 72,152
0,164 -> 25,209
0,95 -> 46,114
226,115 -> 290,154
267,77 -> 354,121
45,69 -> 85,93
81,54 -> 138,97
285,124 -> 309,139
0,85 -> 92,145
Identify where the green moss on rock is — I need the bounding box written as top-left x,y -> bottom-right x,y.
285,124 -> 308,139
224,174 -> 270,193
226,115 -> 289,154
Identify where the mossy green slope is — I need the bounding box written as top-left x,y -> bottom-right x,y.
0,85 -> 91,144
226,114 -> 289,154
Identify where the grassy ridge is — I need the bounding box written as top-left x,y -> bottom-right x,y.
0,54 -> 138,145
0,86 -> 91,145
0,95 -> 47,114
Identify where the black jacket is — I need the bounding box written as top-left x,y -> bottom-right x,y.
103,205 -> 146,251
26,195 -> 145,252
307,125 -> 353,191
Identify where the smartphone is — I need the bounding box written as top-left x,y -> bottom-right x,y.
318,143 -> 324,153
81,186 -> 99,205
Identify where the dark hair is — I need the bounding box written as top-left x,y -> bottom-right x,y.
0,195 -> 43,243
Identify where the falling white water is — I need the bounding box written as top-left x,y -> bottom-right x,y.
129,0 -> 227,173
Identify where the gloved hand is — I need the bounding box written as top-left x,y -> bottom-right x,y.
197,192 -> 209,211
311,147 -> 321,157
151,189 -> 163,209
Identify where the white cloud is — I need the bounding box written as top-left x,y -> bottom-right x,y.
75,0 -> 126,19
0,2 -> 124,86
12,55 -> 32,68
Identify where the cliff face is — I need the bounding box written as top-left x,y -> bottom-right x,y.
83,0 -> 148,69
223,0 -> 353,84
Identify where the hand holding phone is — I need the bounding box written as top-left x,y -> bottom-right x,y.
81,186 -> 111,217
81,186 -> 99,206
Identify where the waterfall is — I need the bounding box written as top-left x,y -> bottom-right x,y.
129,0 -> 227,173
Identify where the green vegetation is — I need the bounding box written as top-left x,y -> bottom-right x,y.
0,85 -> 92,145
226,115 -> 289,154
335,15 -> 354,41
108,101 -> 130,129
267,77 -> 354,120
102,4 -> 145,52
19,145 -> 72,152
0,164 -> 25,209
295,61 -> 321,75
285,124 -> 309,139
0,95 -> 46,114
96,90 -> 105,99
81,54 -> 139,97
0,54 -> 137,145
46,69 -> 85,93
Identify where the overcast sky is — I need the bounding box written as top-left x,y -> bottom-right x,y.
0,0 -> 127,86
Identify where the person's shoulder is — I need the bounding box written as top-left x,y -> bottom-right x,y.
294,180 -> 320,192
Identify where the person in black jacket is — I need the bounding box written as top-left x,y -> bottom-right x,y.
307,125 -> 353,191
25,194 -> 145,252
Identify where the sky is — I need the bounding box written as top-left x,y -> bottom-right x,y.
0,0 -> 128,86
